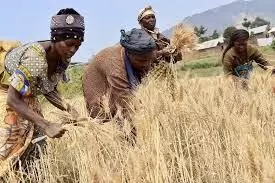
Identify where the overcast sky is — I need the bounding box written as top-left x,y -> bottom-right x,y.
0,0 -> 236,62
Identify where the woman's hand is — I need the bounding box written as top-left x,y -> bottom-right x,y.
158,45 -> 176,57
66,103 -> 80,119
44,122 -> 66,138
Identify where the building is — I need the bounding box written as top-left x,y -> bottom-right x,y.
268,27 -> 275,37
257,37 -> 274,47
195,37 -> 225,53
248,25 -> 269,39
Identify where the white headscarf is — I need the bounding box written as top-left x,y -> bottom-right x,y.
137,5 -> 155,22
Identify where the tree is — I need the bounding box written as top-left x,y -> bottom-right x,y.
194,25 -> 207,37
242,18 -> 251,30
250,17 -> 270,28
194,25 -> 209,43
211,30 -> 220,39
223,26 -> 237,43
194,26 -> 200,37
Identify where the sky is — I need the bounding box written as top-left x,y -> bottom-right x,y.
0,0 -> 236,62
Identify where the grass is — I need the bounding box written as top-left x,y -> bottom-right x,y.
177,55 -> 222,78
57,65 -> 84,99
178,67 -> 223,78
180,60 -> 221,70
260,46 -> 275,55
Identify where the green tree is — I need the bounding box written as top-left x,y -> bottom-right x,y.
194,25 -> 207,37
194,26 -> 200,37
242,18 -> 251,30
194,25 -> 209,43
250,17 -> 270,28
211,30 -> 220,39
223,26 -> 237,43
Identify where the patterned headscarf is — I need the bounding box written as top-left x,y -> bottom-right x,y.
138,5 -> 155,22
50,12 -> 85,42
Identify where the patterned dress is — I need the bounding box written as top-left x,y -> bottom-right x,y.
0,42 -> 66,161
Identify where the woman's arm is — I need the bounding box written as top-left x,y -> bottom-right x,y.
252,47 -> 271,69
7,86 -> 49,129
222,54 -> 235,76
44,89 -> 67,111
7,86 -> 66,138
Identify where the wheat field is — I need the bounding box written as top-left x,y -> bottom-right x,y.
3,71 -> 275,183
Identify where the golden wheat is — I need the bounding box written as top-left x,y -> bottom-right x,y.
3,70 -> 275,182
170,23 -> 197,54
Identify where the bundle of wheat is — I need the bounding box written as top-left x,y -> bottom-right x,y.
148,24 -> 197,85
147,61 -> 176,99
170,23 -> 197,54
148,62 -> 172,80
0,41 -> 21,52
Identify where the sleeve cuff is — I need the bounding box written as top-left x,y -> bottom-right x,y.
9,66 -> 32,96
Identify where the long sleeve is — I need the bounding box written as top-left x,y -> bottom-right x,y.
158,33 -> 170,45
158,33 -> 182,63
222,54 -> 234,76
44,89 -> 67,111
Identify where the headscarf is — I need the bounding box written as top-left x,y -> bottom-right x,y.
138,5 -> 155,22
120,28 -> 156,55
50,11 -> 85,42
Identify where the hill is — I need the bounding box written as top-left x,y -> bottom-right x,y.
163,0 -> 275,37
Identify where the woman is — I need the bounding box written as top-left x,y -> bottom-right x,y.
222,29 -> 272,79
83,28 -> 156,120
83,28 -> 156,145
0,8 -> 85,161
138,6 -> 181,99
138,5 -> 182,63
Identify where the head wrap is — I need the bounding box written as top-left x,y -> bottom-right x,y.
138,5 -> 155,22
50,14 -> 85,42
120,28 -> 156,55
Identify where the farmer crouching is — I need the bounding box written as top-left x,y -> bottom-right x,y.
83,28 -> 156,121
222,29 -> 275,89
